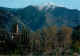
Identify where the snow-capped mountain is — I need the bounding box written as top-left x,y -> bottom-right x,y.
33,3 -> 56,10
0,3 -> 80,32
33,3 -> 78,11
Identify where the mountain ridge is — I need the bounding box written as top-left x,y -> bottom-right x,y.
0,3 -> 80,32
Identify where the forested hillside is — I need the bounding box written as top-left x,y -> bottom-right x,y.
0,3 -> 80,32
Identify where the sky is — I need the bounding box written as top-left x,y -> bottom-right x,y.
0,0 -> 80,9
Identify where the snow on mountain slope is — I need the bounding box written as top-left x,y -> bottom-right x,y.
32,3 -> 79,11
33,3 -> 56,10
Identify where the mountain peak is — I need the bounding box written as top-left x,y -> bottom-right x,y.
33,3 -> 56,10
49,2 -> 56,5
41,2 -> 55,6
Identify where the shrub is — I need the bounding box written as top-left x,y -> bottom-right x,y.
67,50 -> 73,55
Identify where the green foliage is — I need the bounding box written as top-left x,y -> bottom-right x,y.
22,26 -> 30,38
12,54 -> 20,56
71,27 -> 80,53
23,48 -> 28,55
72,28 -> 80,43
78,49 -> 80,55
33,52 -> 38,55
67,50 -> 73,55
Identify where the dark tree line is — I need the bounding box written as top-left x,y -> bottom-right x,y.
0,26 -> 80,55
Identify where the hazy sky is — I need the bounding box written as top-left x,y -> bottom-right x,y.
0,0 -> 80,9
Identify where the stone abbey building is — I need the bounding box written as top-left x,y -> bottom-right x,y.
8,25 -> 22,40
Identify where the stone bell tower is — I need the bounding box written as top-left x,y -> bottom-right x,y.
12,25 -> 18,33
